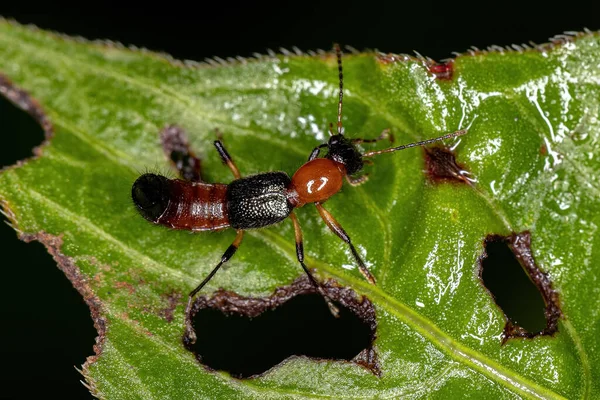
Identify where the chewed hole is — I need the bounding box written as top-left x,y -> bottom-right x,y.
482,239 -> 546,333
480,232 -> 562,343
191,294 -> 370,377
0,226 -> 97,398
184,278 -> 379,378
0,93 -> 46,167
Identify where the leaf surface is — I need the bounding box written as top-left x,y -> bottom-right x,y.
0,20 -> 599,399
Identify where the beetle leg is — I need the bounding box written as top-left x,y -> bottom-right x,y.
185,229 -> 244,344
213,139 -> 242,179
345,174 -> 369,186
308,143 -> 328,161
289,212 -> 340,317
315,203 -> 376,284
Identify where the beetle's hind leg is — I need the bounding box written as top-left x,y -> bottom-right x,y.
289,212 -> 340,317
184,230 -> 244,344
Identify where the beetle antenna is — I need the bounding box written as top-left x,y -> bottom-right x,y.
334,43 -> 344,136
362,129 -> 467,157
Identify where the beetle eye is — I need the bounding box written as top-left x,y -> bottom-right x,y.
329,135 -> 341,145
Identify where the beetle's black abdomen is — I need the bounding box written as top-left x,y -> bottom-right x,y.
227,172 -> 293,229
132,173 -> 171,222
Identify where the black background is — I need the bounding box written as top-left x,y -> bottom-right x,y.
0,3 -> 598,399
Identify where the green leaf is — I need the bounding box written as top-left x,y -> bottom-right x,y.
1,19 -> 599,399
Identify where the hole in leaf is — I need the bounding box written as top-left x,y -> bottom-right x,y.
482,239 -> 546,332
480,232 -> 562,343
0,226 -> 96,398
0,85 -> 46,167
184,278 -> 379,378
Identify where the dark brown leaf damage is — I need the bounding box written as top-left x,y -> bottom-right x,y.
377,52 -> 454,80
160,124 -> 203,182
424,146 -> 474,185
159,290 -> 183,323
427,61 -> 454,80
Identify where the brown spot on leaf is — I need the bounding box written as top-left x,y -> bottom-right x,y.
160,125 -> 203,182
92,273 -> 104,285
376,53 -> 454,80
114,281 -> 136,294
480,232 -> 562,343
184,275 -> 380,377
374,32 -> 596,83
159,290 -> 182,323
427,60 -> 454,80
18,232 -> 105,396
424,146 -> 474,185
353,347 -> 380,374
84,255 -> 112,272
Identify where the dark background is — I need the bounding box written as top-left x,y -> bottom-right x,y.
1,3 -> 598,399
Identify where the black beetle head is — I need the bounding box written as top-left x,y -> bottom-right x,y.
325,134 -> 364,175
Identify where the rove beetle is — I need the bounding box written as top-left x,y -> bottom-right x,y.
131,44 -> 466,325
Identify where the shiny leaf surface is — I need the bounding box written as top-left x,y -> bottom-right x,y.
0,20 -> 599,399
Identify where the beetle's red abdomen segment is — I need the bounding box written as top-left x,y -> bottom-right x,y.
162,180 -> 230,231
289,158 -> 345,207
132,173 -> 230,231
